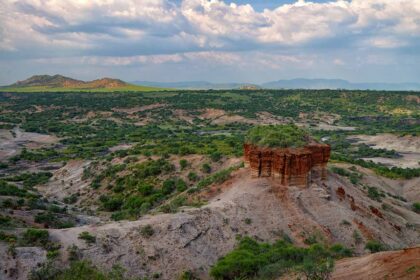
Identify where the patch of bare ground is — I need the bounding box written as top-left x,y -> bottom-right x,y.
112,103 -> 166,114
332,247 -> 420,280
348,133 -> 420,153
197,108 -> 287,125
38,160 -> 91,202
0,127 -> 59,161
347,133 -> 420,169
406,95 -> 420,104
172,109 -> 195,124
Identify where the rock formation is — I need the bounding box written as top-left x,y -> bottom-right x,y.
244,142 -> 330,187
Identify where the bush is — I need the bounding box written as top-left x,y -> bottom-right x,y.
367,187 -> 382,202
162,179 -> 176,195
365,240 -> 385,253
78,231 -> 96,244
202,163 -> 212,174
176,179 -> 187,192
63,194 -> 78,204
140,225 -> 154,238
210,237 -> 346,280
22,229 -> 49,247
412,202 -> 420,213
179,159 -> 188,170
101,196 -> 123,211
188,172 -> 198,182
210,152 -> 222,162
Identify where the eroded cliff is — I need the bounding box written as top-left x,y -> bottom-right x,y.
244,142 -> 330,186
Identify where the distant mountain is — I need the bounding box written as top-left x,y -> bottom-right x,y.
262,79 -> 420,91
132,80 -> 259,90
2,75 -> 164,92
133,79 -> 420,91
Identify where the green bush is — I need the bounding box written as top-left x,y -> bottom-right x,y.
412,202 -> 420,213
22,229 -> 49,247
176,179 -> 187,192
140,225 -> 154,238
367,187 -> 382,202
210,237 -> 349,280
179,159 -> 188,170
202,163 -> 212,174
188,172 -> 198,182
365,240 -> 386,253
78,231 -> 96,244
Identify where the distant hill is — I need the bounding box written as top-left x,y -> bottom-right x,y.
134,78 -> 420,91
262,78 -> 420,91
132,80 -> 258,90
1,75 -> 165,92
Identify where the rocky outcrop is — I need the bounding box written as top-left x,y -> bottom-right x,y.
244,142 -> 330,187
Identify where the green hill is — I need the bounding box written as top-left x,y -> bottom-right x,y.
0,74 -> 167,92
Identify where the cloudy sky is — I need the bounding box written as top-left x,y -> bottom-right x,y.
1,0 -> 420,85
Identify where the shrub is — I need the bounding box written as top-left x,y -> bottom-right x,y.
412,202 -> 420,213
187,172 -> 198,182
244,218 -> 252,225
365,240 -> 385,253
210,237 -> 343,280
352,230 -> 363,245
78,231 -> 96,244
176,179 -> 187,192
179,159 -> 188,170
367,187 -> 382,202
101,196 -> 123,211
140,225 -> 154,238
22,229 -> 49,247
63,194 -> 78,204
202,163 -> 211,174
210,152 -> 222,162
162,179 -> 176,195
138,183 -> 154,196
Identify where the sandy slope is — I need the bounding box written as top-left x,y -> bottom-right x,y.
332,247 -> 420,280
1,167 -> 419,280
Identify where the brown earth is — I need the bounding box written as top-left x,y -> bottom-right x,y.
332,247 -> 420,280
1,164 -> 419,280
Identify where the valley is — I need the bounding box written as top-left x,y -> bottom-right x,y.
0,88 -> 419,280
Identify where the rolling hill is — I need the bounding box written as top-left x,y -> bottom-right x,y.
1,74 -> 165,92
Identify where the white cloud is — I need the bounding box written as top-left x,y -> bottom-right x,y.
1,0 -> 420,84
1,0 -> 420,56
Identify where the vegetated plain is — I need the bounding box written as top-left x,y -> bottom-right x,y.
0,88 -> 419,280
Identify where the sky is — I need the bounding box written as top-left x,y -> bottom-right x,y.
0,0 -> 420,85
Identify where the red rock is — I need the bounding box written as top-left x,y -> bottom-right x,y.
243,142 -> 331,187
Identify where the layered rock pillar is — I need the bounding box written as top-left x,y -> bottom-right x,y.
243,143 -> 330,187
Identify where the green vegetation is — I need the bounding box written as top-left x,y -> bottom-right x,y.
21,228 -> 49,247
367,186 -> 384,202
412,202 -> 420,213
245,124 -> 309,148
29,260 -> 142,280
210,236 -> 351,280
140,225 -> 154,238
365,240 -> 386,253
0,88 -> 418,266
78,231 -> 96,244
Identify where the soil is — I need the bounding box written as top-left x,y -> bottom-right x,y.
2,165 -> 418,280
